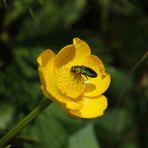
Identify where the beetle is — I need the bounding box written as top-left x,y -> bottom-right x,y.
70,65 -> 97,79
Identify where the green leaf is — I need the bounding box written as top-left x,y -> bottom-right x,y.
68,124 -> 100,148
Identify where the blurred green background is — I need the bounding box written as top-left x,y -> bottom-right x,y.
0,0 -> 147,147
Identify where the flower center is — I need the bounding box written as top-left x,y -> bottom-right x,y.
56,66 -> 86,99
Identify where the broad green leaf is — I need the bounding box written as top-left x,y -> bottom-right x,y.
68,124 -> 100,148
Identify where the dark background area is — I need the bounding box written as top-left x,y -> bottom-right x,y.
0,0 -> 147,147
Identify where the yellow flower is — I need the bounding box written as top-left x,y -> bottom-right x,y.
37,38 -> 111,118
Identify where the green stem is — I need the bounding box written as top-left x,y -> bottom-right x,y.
0,99 -> 52,147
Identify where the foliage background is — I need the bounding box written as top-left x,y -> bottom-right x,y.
0,0 -> 147,147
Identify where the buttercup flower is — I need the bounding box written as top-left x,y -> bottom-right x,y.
37,38 -> 111,118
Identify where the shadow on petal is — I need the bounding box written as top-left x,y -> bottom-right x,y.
85,83 -> 96,93
54,45 -> 75,68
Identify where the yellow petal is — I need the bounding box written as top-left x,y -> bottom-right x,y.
79,55 -> 105,76
37,48 -> 82,110
64,101 -> 82,110
54,38 -> 91,68
72,38 -> 91,64
39,66 -> 82,110
38,58 -> 82,111
54,45 -> 75,68
37,50 -> 55,88
41,85 -> 50,98
67,95 -> 108,118
67,38 -> 92,66
84,74 -> 111,97
37,49 -> 55,67
78,55 -> 111,97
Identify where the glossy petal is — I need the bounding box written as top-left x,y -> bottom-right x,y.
67,95 -> 108,118
38,51 -> 82,110
37,49 -> 55,67
39,68 -> 82,110
72,38 -> 91,64
78,55 -> 105,76
54,38 -> 91,68
37,49 -> 64,102
37,49 -> 55,88
54,45 -> 75,68
67,38 -> 92,67
79,55 -> 111,97
84,74 -> 111,97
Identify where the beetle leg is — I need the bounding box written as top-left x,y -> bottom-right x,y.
84,75 -> 88,80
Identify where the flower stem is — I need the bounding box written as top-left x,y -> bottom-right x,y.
0,99 -> 52,147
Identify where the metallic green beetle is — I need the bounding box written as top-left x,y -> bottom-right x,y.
70,65 -> 97,78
